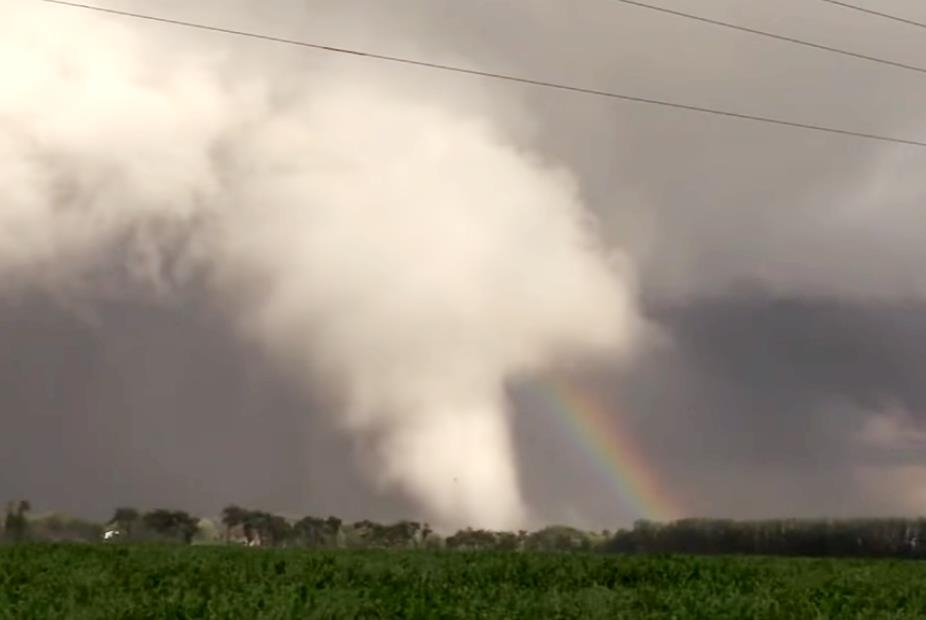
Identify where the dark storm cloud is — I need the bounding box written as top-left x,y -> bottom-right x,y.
590,294 -> 926,518
506,293 -> 926,526
659,295 -> 926,421
0,294 -> 416,522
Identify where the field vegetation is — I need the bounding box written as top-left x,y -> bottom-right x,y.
4,500 -> 926,617
2,544 -> 926,619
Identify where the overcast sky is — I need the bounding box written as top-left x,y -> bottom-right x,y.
2,0 -> 925,529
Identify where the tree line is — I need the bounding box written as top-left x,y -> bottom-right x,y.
603,518 -> 926,559
4,498 -> 925,559
0,499 -> 608,551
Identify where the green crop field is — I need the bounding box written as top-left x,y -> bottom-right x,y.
2,545 -> 925,619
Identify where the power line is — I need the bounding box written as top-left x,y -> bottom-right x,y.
613,0 -> 926,76
39,0 -> 926,149
817,0 -> 926,30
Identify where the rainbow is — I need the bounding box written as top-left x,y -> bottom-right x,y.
534,378 -> 681,522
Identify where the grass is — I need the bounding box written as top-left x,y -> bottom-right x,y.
1,544 -> 925,618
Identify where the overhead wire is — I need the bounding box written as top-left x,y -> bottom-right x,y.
816,0 -> 926,30
613,0 -> 926,76
38,0 -> 926,149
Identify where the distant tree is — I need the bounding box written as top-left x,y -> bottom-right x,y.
600,517 -> 926,559
221,505 -> 248,543
247,511 -> 291,547
267,514 -> 293,547
108,507 -> 140,539
4,499 -> 31,542
421,523 -> 433,546
446,528 -> 500,550
380,520 -> 420,548
30,513 -> 103,542
494,531 -> 519,551
241,511 -> 263,546
294,516 -> 325,547
227,509 -> 293,547
174,512 -> 199,544
295,515 -> 342,548
349,519 -> 386,548
141,509 -> 199,544
531,526 -> 592,552
325,516 -> 343,544
3,501 -> 15,540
